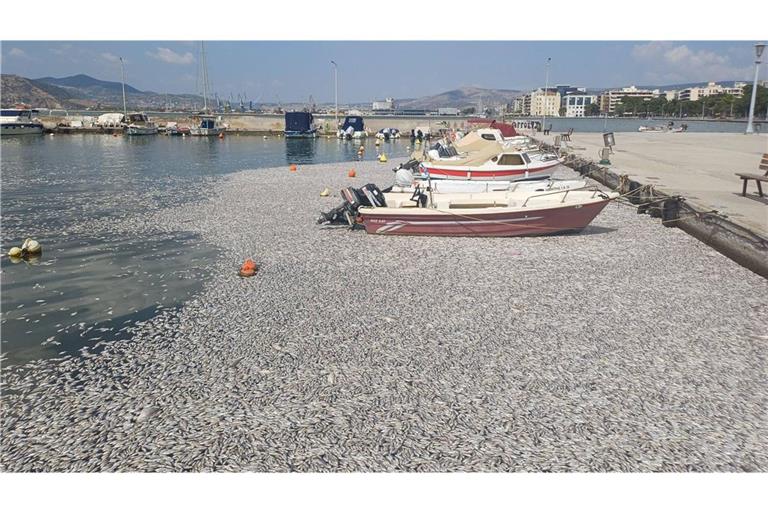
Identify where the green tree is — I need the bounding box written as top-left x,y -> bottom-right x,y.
585,103 -> 600,116
558,106 -> 567,117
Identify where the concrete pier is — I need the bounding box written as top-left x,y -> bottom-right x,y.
536,131 -> 768,237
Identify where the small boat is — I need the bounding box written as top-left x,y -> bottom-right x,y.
375,128 -> 400,140
165,122 -> 191,136
338,116 -> 367,139
125,112 -> 158,135
0,107 -> 44,136
284,111 -> 318,138
396,177 -> 588,194
638,125 -> 665,132
420,146 -> 563,181
318,182 -> 617,237
189,114 -> 225,136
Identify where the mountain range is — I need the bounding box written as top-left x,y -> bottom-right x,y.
0,73 -> 748,112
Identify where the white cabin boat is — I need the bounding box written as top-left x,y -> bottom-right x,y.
0,108 -> 44,136
125,113 -> 158,135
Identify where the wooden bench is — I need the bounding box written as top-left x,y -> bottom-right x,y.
561,127 -> 573,141
736,153 -> 768,197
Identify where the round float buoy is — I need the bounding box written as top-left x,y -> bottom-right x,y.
263,135 -> 268,139
290,164 -> 298,172
21,239 -> 41,255
113,133 -> 118,137
375,139 -> 381,146
320,187 -> 331,197
218,132 -> 224,139
238,259 -> 258,277
8,247 -> 22,258
378,153 -> 388,163
348,169 -> 356,178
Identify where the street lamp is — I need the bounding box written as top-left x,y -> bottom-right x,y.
541,57 -> 551,134
745,42 -> 765,134
330,60 -> 338,132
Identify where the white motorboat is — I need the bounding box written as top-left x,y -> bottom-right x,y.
125,112 -> 158,135
189,114 -> 225,136
395,177 -> 588,194
0,108 -> 44,136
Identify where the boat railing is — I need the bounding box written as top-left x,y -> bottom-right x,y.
521,187 -> 602,207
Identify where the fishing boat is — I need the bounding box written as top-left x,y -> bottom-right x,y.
284,111 -> 318,138
420,144 -> 563,181
125,112 -> 158,135
164,122 -> 191,136
318,182 -> 616,237
0,107 -> 44,136
338,116 -> 367,139
357,188 -> 616,236
189,114 -> 225,136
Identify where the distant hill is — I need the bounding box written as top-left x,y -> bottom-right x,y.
36,73 -> 143,96
1,73 -> 204,110
396,86 -> 523,110
0,74 -> 88,109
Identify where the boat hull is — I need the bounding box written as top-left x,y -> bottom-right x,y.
126,126 -> 158,135
0,123 -> 44,136
189,128 -> 225,136
421,159 -> 561,181
285,130 -> 318,138
359,198 -> 612,237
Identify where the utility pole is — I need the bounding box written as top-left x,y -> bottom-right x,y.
541,57 -> 551,134
331,60 -> 338,131
746,42 -> 765,134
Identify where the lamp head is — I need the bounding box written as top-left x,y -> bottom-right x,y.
756,43 -> 765,60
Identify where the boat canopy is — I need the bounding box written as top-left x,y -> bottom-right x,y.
453,130 -> 500,152
423,141 -> 504,167
341,116 -> 364,131
126,113 -> 149,123
285,111 -> 314,132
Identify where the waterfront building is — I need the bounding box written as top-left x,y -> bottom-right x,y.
664,90 -> 678,101
677,82 -> 746,102
599,86 -> 661,114
530,88 -> 561,117
372,98 -> 394,111
562,93 -> 598,117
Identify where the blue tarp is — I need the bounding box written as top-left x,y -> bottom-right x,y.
341,116 -> 364,132
285,112 -> 314,132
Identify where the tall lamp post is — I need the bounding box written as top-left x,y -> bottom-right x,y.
745,42 -> 765,134
330,60 -> 338,132
541,57 -> 551,134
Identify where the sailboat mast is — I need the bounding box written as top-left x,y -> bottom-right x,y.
201,41 -> 209,112
119,57 -> 127,120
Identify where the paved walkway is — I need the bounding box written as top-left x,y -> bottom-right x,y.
536,131 -> 768,237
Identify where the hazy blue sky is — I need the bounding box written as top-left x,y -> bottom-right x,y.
1,41 -> 762,102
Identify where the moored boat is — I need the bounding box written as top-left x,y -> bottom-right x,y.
338,115 -> 367,139
284,111 -> 318,138
125,112 -> 158,135
189,114 -> 225,136
420,148 -> 563,181
0,107 -> 44,136
358,188 -> 617,237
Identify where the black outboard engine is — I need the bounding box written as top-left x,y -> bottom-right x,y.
392,159 -> 421,173
317,183 -> 387,226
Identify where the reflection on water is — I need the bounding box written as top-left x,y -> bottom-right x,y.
1,135 -> 411,366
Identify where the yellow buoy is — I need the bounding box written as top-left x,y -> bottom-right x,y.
320,187 -> 331,197
375,139 -> 381,146
22,239 -> 42,254
8,247 -> 22,258
378,153 -> 388,163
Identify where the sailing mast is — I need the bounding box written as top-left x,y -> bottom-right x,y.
119,57 -> 128,120
200,41 -> 210,112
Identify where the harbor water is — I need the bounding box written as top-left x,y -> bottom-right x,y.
1,135 -> 411,366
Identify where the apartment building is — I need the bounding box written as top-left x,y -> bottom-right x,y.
530,88 -> 561,117
562,93 -> 598,117
677,82 -> 746,101
598,86 -> 660,114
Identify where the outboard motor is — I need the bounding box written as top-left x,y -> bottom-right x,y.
317,183 -> 387,226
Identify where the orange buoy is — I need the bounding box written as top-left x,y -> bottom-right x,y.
348,169 -> 356,178
218,132 -> 225,139
290,164 -> 298,172
238,259 -> 258,277
113,133 -> 118,137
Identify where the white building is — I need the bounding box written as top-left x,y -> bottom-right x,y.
562,93 -> 598,117
677,82 -> 746,101
530,88 -> 561,117
598,86 -> 660,114
372,98 -> 394,111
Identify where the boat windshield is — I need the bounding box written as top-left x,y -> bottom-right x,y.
522,153 -> 532,164
498,154 -> 525,166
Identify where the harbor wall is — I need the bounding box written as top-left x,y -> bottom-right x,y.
39,113 -> 514,135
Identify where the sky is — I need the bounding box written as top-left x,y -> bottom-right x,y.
0,41 -> 763,103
